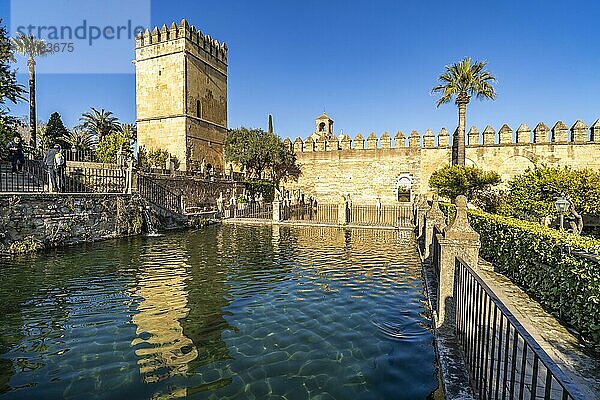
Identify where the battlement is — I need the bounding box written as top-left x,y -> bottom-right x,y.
135,19 -> 228,64
287,118 -> 600,153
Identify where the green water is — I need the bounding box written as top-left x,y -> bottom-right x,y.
0,224 -> 438,399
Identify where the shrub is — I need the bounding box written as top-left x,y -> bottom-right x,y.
96,132 -> 131,163
506,165 -> 600,229
444,203 -> 600,347
138,147 -> 177,170
429,165 -> 501,210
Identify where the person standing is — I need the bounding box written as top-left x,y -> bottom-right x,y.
6,136 -> 25,172
45,144 -> 64,192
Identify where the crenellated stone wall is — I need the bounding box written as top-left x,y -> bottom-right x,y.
284,119 -> 600,204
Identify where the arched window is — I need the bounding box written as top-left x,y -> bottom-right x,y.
318,122 -> 326,132
395,174 -> 413,203
196,100 -> 201,118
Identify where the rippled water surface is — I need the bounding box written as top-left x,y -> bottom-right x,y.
0,224 -> 437,399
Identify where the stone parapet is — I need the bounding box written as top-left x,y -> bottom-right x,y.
288,118 -> 600,153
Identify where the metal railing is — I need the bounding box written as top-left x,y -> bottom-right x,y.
1,161 -> 128,193
287,203 -> 339,224
349,204 -> 412,227
64,149 -> 98,163
454,257 -> 586,400
0,161 -> 47,192
227,202 -> 272,219
137,174 -> 182,214
63,166 -> 127,193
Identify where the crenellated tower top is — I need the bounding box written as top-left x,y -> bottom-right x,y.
135,19 -> 228,65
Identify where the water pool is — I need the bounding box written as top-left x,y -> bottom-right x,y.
0,224 -> 438,399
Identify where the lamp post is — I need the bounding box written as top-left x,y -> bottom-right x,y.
554,193 -> 570,230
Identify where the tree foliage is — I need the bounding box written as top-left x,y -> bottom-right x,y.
0,20 -> 25,111
224,127 -> 301,187
96,132 -> 131,163
0,19 -> 26,157
118,123 -> 137,142
80,107 -> 121,142
63,126 -> 96,151
432,58 -> 497,107
42,112 -> 69,149
138,147 -> 174,170
429,165 -> 501,202
506,166 -> 600,232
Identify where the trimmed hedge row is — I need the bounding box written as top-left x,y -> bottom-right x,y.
443,204 -> 600,347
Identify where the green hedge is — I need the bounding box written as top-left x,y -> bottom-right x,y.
443,204 -> 600,347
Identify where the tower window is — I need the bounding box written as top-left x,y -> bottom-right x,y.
318,122 -> 326,132
196,100 -> 201,118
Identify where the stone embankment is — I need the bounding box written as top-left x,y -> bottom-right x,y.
0,193 -> 146,254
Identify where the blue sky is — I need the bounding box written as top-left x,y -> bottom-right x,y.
1,0 -> 599,139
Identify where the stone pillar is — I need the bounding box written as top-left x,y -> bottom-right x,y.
498,124 -> 513,144
533,122 -> 549,143
394,131 -> 405,148
381,132 -> 392,149
338,195 -> 349,225
409,130 -> 421,148
571,120 -> 588,143
272,200 -> 282,221
126,160 -> 134,194
423,129 -> 435,148
354,134 -> 365,150
424,196 -> 446,259
438,128 -> 450,147
591,119 -> 600,142
416,196 -> 430,239
467,126 -> 479,146
482,125 -> 496,145
340,135 -> 351,150
436,195 -> 481,328
366,132 -> 378,150
551,121 -> 569,143
516,123 -> 531,144
293,137 -> 303,152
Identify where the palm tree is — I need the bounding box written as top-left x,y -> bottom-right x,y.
80,107 -> 121,142
118,123 -> 137,142
64,126 -> 97,151
432,58 -> 496,165
11,33 -> 52,148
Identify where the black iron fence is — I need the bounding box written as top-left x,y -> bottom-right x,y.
63,149 -> 98,163
137,174 -> 182,214
350,204 -> 413,227
454,257 -> 586,400
288,203 -> 339,224
0,161 -> 47,192
1,161 -> 128,194
226,202 -> 273,219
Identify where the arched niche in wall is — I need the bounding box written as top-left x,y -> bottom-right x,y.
395,174 -> 413,203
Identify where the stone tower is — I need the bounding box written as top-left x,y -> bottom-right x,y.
135,19 -> 228,172
311,113 -> 335,141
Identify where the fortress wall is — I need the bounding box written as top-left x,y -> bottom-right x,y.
286,119 -> 600,203
289,148 -> 422,205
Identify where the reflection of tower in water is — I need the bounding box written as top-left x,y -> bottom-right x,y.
130,245 -> 198,384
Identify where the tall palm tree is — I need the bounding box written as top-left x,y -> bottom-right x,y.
11,33 -> 52,148
80,107 -> 121,142
432,58 -> 496,165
